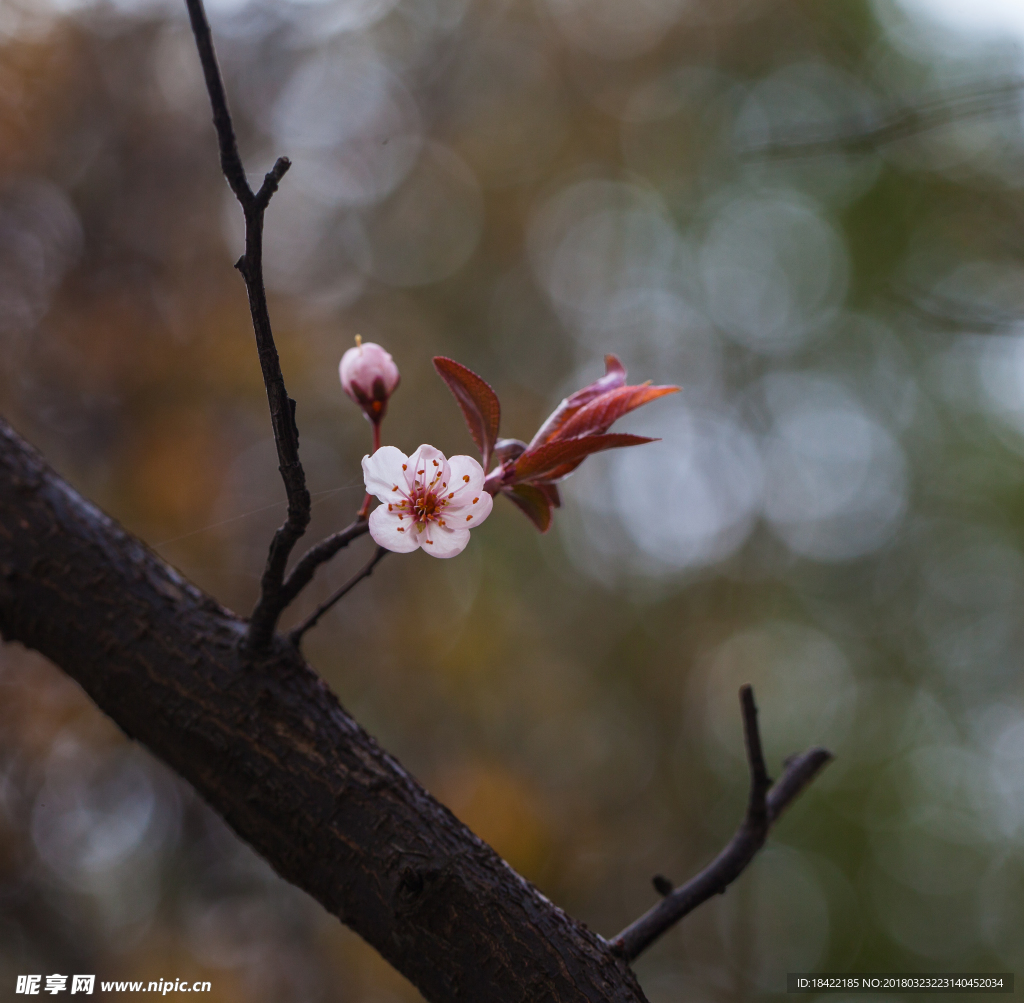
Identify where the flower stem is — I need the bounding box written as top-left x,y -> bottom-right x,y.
357,422 -> 382,520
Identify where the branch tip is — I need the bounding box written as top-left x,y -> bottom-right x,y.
651,875 -> 673,897
608,685 -> 832,965
739,684 -> 771,827
255,156 -> 292,209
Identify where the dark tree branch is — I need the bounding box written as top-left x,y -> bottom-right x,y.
277,518 -> 371,613
183,0 -> 249,203
608,685 -> 833,964
255,156 -> 292,210
741,78 -> 1023,159
289,545 -> 388,647
0,419 -> 649,1003
184,0 -> 311,651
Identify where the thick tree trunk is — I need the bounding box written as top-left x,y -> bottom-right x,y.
0,418 -> 648,1003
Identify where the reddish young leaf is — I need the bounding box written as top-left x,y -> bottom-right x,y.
554,384 -> 679,441
502,483 -> 555,533
433,357 -> 502,467
492,438 -> 527,464
514,433 -> 657,482
535,481 -> 561,509
528,354 -> 627,449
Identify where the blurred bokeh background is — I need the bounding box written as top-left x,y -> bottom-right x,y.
3,0 -> 1024,998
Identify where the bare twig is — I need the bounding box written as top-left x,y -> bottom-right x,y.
741,78 -> 1024,159
185,0 -> 311,651
608,685 -> 832,964
289,546 -> 389,646
277,518 -> 371,611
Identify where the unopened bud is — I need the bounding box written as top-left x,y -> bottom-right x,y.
339,336 -> 400,424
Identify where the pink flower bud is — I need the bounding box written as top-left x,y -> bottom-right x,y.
339,337 -> 400,424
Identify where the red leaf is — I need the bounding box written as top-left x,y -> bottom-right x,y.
514,433 -> 657,482
502,484 -> 555,533
433,357 -> 501,467
536,481 -> 561,509
528,355 -> 627,449
492,438 -> 527,464
554,384 -> 679,441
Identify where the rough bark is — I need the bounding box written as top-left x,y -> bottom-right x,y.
0,418 -> 648,1003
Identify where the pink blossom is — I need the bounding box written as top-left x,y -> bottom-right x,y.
339,337 -> 401,424
362,444 -> 493,558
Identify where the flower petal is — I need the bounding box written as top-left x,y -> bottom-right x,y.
446,487 -> 493,527
407,444 -> 451,495
446,454 -> 486,500
421,524 -> 471,558
368,505 -> 421,553
363,446 -> 412,501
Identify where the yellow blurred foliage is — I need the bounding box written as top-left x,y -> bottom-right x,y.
433,760 -> 552,881
126,410 -> 228,530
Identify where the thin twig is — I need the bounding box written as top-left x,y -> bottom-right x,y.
289,546 -> 389,646
185,0 -> 312,651
277,518 -> 371,611
741,78 -> 1024,160
183,0 -> 248,202
608,685 -> 832,964
255,156 -> 292,210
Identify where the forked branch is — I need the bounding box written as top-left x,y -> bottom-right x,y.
185,0 -> 311,650
608,685 -> 832,963
277,518 -> 371,615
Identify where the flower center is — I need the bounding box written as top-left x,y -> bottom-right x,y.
398,481 -> 451,532
387,462 -> 453,533
412,487 -> 441,523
